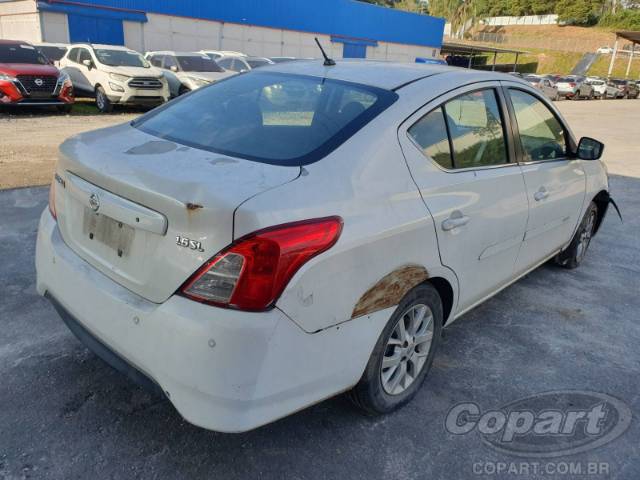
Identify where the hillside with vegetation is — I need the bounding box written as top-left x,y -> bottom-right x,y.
359,0 -> 640,30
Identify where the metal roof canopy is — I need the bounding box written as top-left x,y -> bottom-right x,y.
607,31 -> 640,79
441,41 -> 527,71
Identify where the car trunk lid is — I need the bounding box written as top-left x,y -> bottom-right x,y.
54,122 -> 300,303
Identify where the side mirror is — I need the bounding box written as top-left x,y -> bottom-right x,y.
82,59 -> 93,70
170,65 -> 178,72
577,137 -> 604,160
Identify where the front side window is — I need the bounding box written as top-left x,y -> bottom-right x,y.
67,47 -> 80,63
78,49 -> 92,64
508,89 -> 566,162
217,57 -> 235,71
37,46 -> 67,61
149,55 -> 163,67
408,107 -> 452,169
162,55 -> 178,70
444,89 -> 508,169
95,49 -> 149,68
135,71 -> 398,166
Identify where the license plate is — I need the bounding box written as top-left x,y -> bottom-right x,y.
83,208 -> 135,257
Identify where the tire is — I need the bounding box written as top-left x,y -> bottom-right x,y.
348,283 -> 443,415
555,202 -> 598,269
95,86 -> 113,113
56,104 -> 72,114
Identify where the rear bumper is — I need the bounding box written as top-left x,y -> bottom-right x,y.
36,209 -> 387,432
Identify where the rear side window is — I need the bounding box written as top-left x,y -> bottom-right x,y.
444,90 -> 508,169
135,71 -> 398,166
408,89 -> 508,170
508,89 -> 566,161
408,107 -> 452,169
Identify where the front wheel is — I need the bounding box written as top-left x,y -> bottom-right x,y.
348,283 -> 442,415
95,86 -> 113,113
555,202 -> 598,269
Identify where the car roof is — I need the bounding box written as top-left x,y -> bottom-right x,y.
71,43 -> 134,51
0,39 -> 33,45
147,51 -> 209,56
261,59 -> 514,90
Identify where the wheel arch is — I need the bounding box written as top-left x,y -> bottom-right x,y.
592,189 -> 610,236
424,277 -> 454,325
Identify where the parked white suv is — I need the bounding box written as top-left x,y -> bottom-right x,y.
145,51 -> 235,97
37,61 -> 613,432
59,44 -> 169,112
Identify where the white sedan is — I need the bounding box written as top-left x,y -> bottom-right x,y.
37,60 -> 612,432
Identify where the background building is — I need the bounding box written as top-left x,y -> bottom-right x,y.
0,0 -> 444,61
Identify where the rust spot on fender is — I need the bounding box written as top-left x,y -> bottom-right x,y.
351,265 -> 428,319
186,203 -> 203,211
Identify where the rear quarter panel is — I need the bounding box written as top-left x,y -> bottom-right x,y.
233,101 -> 457,333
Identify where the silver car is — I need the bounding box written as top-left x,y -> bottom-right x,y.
524,75 -> 559,101
555,76 -> 594,100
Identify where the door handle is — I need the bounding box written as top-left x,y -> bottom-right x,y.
534,187 -> 549,202
441,211 -> 470,231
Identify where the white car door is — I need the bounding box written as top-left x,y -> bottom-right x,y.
503,85 -> 587,274
60,48 -> 86,94
75,48 -> 96,93
399,84 -> 529,313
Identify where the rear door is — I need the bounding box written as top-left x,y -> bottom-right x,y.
502,84 -> 586,275
399,83 -> 529,312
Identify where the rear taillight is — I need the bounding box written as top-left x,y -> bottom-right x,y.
569,82 -> 576,87
48,180 -> 56,219
180,217 -> 343,311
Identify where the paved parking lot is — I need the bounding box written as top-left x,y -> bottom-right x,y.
0,100 -> 639,479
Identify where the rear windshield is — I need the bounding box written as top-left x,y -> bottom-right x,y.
611,79 -> 626,85
176,55 -> 224,72
134,71 -> 398,166
96,49 -> 149,68
37,46 -> 67,61
525,76 -> 540,82
558,77 -> 575,82
0,43 -> 47,64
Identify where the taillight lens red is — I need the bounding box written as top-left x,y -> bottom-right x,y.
569,82 -> 576,87
180,217 -> 343,311
48,179 -> 57,219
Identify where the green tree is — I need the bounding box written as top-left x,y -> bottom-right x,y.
556,0 -> 604,24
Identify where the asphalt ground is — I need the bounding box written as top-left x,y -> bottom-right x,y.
0,99 -> 639,479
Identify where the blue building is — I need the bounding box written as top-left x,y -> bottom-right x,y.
0,0 -> 444,61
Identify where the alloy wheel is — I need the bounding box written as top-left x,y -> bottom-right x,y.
576,210 -> 596,263
381,303 -> 434,395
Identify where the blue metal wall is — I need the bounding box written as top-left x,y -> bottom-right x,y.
68,14 -> 125,44
38,0 -> 444,48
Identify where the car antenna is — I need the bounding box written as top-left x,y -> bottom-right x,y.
314,37 -> 336,66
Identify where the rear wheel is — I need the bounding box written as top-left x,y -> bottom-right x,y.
349,283 -> 442,415
555,202 -> 598,269
95,86 -> 113,113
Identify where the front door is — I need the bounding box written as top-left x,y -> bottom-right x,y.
503,86 -> 586,274
399,85 -> 529,312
